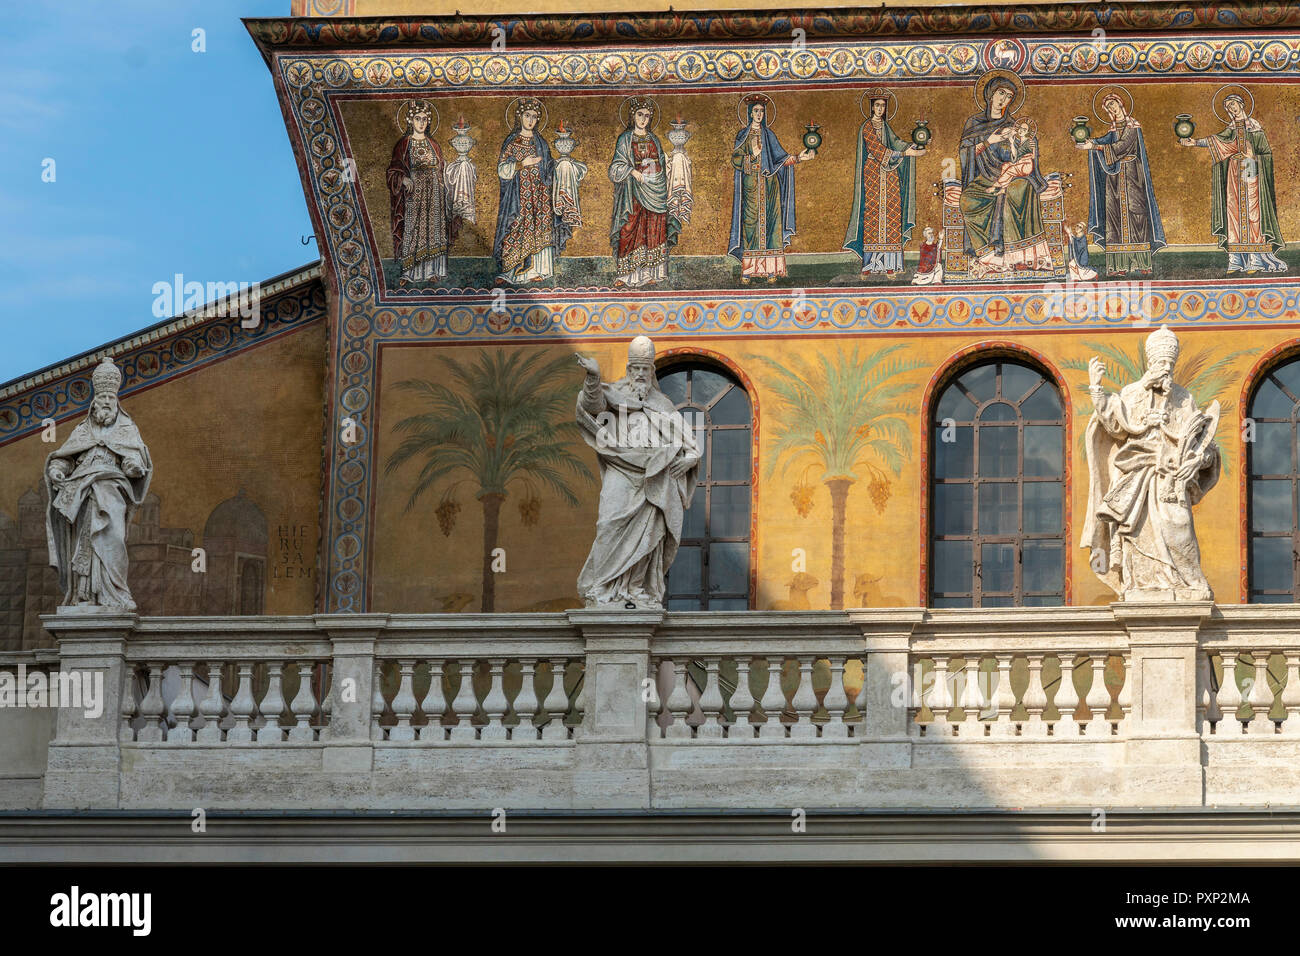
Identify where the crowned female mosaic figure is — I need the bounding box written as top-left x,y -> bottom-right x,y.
386,99 -> 460,285
608,96 -> 681,288
1179,87 -> 1286,275
843,89 -> 924,279
493,97 -> 571,285
727,93 -> 813,283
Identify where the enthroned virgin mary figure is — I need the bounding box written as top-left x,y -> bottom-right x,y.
957,70 -> 1061,279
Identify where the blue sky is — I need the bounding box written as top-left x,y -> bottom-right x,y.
0,0 -> 314,384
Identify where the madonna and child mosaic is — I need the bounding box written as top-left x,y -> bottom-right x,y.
375,71 -> 1292,294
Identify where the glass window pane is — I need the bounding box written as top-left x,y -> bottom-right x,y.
981,401 -> 1017,422
1272,362 -> 1300,404
692,369 -> 731,406
1251,422 -> 1293,475
682,494 -> 705,539
1251,537 -> 1294,593
936,385 -> 976,423
1024,482 -> 1063,534
709,386 -> 750,425
708,598 -> 748,611
981,595 -> 1015,608
1251,592 -> 1292,604
710,485 -> 750,538
667,546 -> 701,596
1251,479 -> 1293,534
934,483 -> 973,535
978,425 -> 1017,477
978,482 -> 1018,534
1252,378 -> 1293,420
710,429 -> 750,481
1024,425 -> 1063,477
934,540 -> 972,594
958,364 -> 995,403
980,542 -> 1015,593
934,425 -> 973,478
932,596 -> 972,608
667,598 -> 701,610
1020,382 -> 1063,421
658,371 -> 688,406
1000,364 -> 1040,403
1024,594 -> 1064,607
1023,539 -> 1064,593
708,542 -> 748,595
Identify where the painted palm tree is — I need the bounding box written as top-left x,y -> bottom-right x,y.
1062,341 -> 1253,474
384,348 -> 595,612
753,345 -> 925,609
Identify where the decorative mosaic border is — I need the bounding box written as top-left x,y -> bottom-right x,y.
260,27 -> 1300,611
0,281 -> 326,448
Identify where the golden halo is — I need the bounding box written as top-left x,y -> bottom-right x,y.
858,88 -> 897,122
505,97 -> 549,133
619,96 -> 659,131
1212,84 -> 1255,123
397,99 -> 440,136
737,92 -> 776,127
973,69 -> 1026,116
1091,85 -> 1134,126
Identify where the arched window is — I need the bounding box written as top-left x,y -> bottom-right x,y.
657,363 -> 752,610
930,359 -> 1066,607
1247,357 -> 1300,602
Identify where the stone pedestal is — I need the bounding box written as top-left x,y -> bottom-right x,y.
1112,601 -> 1212,805
40,610 -> 137,809
568,608 -> 660,809
851,608 -> 925,770
316,614 -> 387,773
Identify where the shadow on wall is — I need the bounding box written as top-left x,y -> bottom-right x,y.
0,488 -> 269,650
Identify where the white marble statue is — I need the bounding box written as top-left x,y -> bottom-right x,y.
45,357 -> 153,611
575,336 -> 701,609
1081,326 -> 1219,601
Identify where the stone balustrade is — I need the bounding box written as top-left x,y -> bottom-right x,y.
4,603 -> 1300,811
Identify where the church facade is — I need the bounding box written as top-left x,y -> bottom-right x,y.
7,1 -> 1300,861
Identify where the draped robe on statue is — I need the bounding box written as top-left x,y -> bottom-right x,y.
45,410 -> 153,609
576,379 -> 699,607
1081,381 -> 1219,600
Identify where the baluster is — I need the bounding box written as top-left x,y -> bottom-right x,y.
1280,652 -> 1300,736
317,663 -> 332,731
1054,654 -> 1079,737
574,663 -> 587,727
449,659 -> 479,742
511,659 -> 539,743
389,659 -> 418,742
960,657 -> 985,737
542,659 -> 570,741
370,661 -> 386,742
227,664 -> 256,744
120,665 -> 139,743
664,660 -> 693,740
991,654 -> 1016,737
697,657 -> 726,738
728,657 -> 755,740
1084,655 -> 1111,737
259,662 -> 285,745
789,657 -> 819,739
822,657 -> 850,739
1116,655 -> 1132,732
1216,650 -> 1244,734
136,664 -> 165,742
758,657 -> 787,739
195,662 -> 224,743
1247,653 -> 1275,735
288,662 -> 317,742
420,660 -> 448,743
930,656 -> 953,737
169,662 -> 196,745
1022,653 -> 1048,738
481,658 -> 510,742
909,656 -> 924,732
1198,652 -> 1221,735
